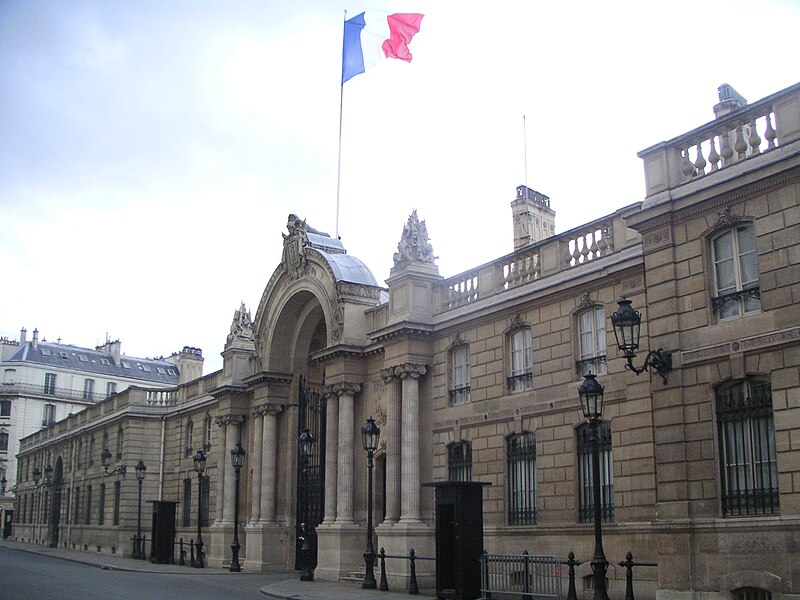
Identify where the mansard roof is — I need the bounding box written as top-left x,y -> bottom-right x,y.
5,341 -> 180,385
316,250 -> 379,287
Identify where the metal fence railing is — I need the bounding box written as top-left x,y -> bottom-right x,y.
481,551 -> 562,600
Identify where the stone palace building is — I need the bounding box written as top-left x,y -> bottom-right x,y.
12,81 -> 800,600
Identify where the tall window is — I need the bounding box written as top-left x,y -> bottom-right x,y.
508,328 -> 533,392
44,373 -> 57,395
717,378 -> 779,516
711,223 -> 760,319
0,399 -> 11,416
448,441 -> 472,481
85,485 -> 93,525
576,306 -> 607,376
449,345 -> 471,404
185,419 -> 194,457
42,404 -> 56,426
0,431 -> 8,452
3,369 -> 15,384
507,432 -> 537,525
577,422 -> 614,523
113,481 -> 121,525
182,478 -> 192,527
200,476 -> 210,527
106,382 -> 117,397
83,379 -> 95,401
98,483 -> 106,525
204,414 -> 212,451
73,487 -> 81,524
76,439 -> 83,468
89,436 -> 95,465
116,425 -> 123,459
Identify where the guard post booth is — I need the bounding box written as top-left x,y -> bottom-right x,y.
149,500 -> 177,564
424,481 -> 490,600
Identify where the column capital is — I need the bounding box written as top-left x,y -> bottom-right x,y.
327,381 -> 361,397
381,367 -> 397,384
215,414 -> 246,427
396,363 -> 427,380
252,403 -> 283,417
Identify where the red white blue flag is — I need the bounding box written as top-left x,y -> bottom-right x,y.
341,12 -> 424,84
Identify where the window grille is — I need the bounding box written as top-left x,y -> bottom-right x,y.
577,422 -> 614,523
711,224 -> 760,319
717,379 -> 779,516
734,588 -> 771,600
98,483 -> 105,525
182,478 -> 192,527
507,432 -> 537,525
448,441 -> 472,481
113,481 -> 121,525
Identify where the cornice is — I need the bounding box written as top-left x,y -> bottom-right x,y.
243,371 -> 293,387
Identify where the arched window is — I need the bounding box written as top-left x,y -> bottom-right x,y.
116,425 -> 123,459
204,414 -> 212,451
186,419 -> 194,457
711,222 -> 760,319
717,378 -> 778,516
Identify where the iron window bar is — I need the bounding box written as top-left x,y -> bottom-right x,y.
448,385 -> 471,404
711,286 -> 761,316
507,372 -> 533,392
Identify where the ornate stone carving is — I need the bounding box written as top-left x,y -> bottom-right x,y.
215,414 -> 246,427
282,214 -> 317,279
252,403 -> 282,417
330,381 -> 362,397
578,292 -> 592,309
380,367 -> 397,384
330,300 -> 344,342
715,206 -> 741,229
509,314 -> 527,331
393,210 -> 436,266
337,282 -> 382,300
226,302 -> 254,345
396,363 -> 427,380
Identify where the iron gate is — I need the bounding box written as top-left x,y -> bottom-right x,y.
294,376 -> 326,570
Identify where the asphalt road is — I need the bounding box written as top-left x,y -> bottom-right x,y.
0,545 -> 295,600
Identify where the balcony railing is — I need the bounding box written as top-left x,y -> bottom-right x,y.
639,82 -> 800,197
435,206 -> 639,315
0,382 -> 100,403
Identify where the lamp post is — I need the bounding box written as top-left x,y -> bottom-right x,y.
229,442 -> 245,572
192,449 -> 207,569
360,417 -> 380,590
611,297 -> 672,383
100,448 -> 127,475
32,467 -> 41,542
133,460 -> 146,559
578,373 -> 610,600
298,428 -> 314,581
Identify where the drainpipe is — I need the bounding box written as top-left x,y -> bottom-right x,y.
158,415 -> 166,501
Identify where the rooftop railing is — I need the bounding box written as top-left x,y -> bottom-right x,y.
639,82 -> 800,197
434,205 -> 640,315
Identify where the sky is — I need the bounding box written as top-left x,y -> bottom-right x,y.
1,0 -> 798,374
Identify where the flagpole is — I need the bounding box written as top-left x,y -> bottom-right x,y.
335,10 -> 347,239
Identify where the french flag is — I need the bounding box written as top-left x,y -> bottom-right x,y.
341,12 -> 424,84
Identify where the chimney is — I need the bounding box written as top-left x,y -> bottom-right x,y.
32,328 -> 39,349
511,185 -> 556,250
165,346 -> 204,384
20,327 -> 27,345
714,83 -> 747,119
95,340 -> 122,365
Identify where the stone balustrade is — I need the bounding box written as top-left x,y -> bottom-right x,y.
638,82 -> 800,197
435,206 -> 638,315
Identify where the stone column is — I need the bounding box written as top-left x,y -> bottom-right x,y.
335,382 -> 360,524
322,387 -> 339,524
399,364 -> 426,523
260,406 -> 281,523
248,407 -> 264,525
220,415 -> 245,524
382,367 -> 402,524
214,417 -> 228,525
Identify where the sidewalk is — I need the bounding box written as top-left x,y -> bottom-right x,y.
0,539 -> 436,600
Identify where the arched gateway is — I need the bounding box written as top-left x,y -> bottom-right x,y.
226,215 -> 383,573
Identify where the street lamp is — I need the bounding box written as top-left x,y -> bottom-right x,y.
229,442 -> 245,572
133,460 -> 146,559
100,448 -> 127,475
611,297 -> 672,384
298,428 -> 314,581
360,416 -> 380,590
192,449 -> 207,569
578,373 -> 609,600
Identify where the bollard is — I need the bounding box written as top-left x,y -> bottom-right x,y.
179,538 -> 186,566
409,548 -> 419,595
618,551 -> 657,600
379,547 -> 389,592
189,538 -> 195,568
565,551 -> 581,600
481,549 -> 492,600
